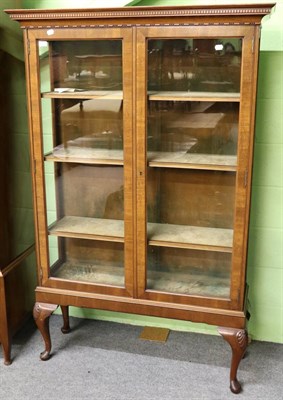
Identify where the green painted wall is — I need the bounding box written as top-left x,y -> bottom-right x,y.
2,0 -> 282,343
0,1 -> 24,60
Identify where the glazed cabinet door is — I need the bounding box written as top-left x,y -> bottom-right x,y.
27,28 -> 134,297
136,26 -> 257,309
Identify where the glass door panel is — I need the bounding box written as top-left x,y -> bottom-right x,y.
148,101 -> 239,167
147,247 -> 231,298
39,40 -> 123,160
147,168 -> 235,299
148,38 -> 241,93
39,40 -> 122,91
41,96 -> 123,162
146,38 -> 241,299
38,38 -> 128,289
51,238 -> 124,287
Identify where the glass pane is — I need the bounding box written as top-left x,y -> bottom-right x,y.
39,39 -> 123,160
41,97 -> 123,159
148,101 -> 239,161
146,38 -> 239,299
39,39 -> 126,287
148,38 -> 242,93
39,40 -> 122,91
146,168 -> 235,299
147,247 -> 231,298
51,238 -> 124,286
44,162 -> 124,235
44,155 -> 125,286
147,169 -> 235,228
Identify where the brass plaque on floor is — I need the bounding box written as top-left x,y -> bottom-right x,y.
139,327 -> 170,342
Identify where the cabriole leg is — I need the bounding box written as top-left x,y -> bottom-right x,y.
60,305 -> 71,334
218,327 -> 248,394
33,302 -> 58,361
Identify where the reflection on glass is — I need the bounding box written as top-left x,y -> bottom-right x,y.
39,40 -> 124,160
148,102 -> 239,160
39,40 -> 122,91
50,238 -> 124,286
147,247 -> 231,298
147,169 -> 235,228
45,163 -> 124,223
147,40 -> 240,169
146,39 -> 239,299
42,97 -> 123,159
39,40 -> 124,161
146,164 -> 235,297
148,38 -> 242,92
45,163 -> 125,286
146,38 -> 241,298
59,98 -> 123,157
38,40 -> 126,288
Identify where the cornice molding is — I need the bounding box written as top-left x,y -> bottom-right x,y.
15,22 -> 262,30
5,4 -> 275,23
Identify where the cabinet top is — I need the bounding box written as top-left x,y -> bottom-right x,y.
6,3 -> 275,28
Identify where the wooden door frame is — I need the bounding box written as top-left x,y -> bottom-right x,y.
135,25 -> 259,311
25,27 -> 135,298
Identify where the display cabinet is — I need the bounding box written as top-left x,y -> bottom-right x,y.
7,4 -> 274,393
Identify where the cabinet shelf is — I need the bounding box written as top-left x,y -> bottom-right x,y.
148,91 -> 240,102
49,216 -> 124,242
43,90 -> 239,102
49,217 -> 232,252
45,148 -> 124,165
54,262 -> 229,298
41,90 -> 123,100
45,148 -> 236,170
148,223 -> 233,252
147,269 -> 230,299
54,263 -> 124,287
148,152 -> 237,171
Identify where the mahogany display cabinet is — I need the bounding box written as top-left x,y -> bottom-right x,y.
6,3 -> 274,393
